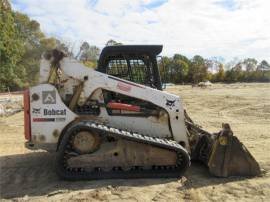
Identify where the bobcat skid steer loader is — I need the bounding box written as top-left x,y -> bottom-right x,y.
23,45 -> 260,180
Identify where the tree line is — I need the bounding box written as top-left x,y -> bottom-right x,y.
1,1 -> 269,92
159,55 -> 270,84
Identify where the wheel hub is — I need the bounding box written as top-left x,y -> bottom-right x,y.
72,131 -> 100,154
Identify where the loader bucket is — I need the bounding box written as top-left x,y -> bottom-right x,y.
207,125 -> 261,177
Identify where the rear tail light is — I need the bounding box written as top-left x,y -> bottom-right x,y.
24,89 -> 31,140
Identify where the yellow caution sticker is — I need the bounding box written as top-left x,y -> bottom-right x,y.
219,136 -> 228,145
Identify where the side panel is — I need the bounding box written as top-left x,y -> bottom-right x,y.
29,84 -> 77,144
59,58 -> 190,151
89,89 -> 172,139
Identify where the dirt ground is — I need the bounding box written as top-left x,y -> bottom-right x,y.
0,83 -> 269,201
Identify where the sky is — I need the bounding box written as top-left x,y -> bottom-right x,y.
11,0 -> 270,61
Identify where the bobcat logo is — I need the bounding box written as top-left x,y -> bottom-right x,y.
42,91 -> 56,104
32,108 -> 41,114
166,99 -> 176,107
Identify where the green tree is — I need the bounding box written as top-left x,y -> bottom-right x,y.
225,63 -> 243,82
0,2 -> 78,91
189,55 -> 207,83
215,64 -> 225,82
76,41 -> 90,59
257,60 -> 270,71
173,54 -> 190,66
243,58 -> 257,72
172,54 -> 189,83
77,42 -> 100,68
0,0 -> 25,91
159,56 -> 171,83
14,12 -> 57,86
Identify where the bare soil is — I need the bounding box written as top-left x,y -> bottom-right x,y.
0,83 -> 269,201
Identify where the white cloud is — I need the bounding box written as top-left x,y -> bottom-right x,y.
11,0 -> 270,61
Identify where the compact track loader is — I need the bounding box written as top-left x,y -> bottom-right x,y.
23,45 -> 261,180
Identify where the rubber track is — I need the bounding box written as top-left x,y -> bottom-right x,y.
56,121 -> 190,180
